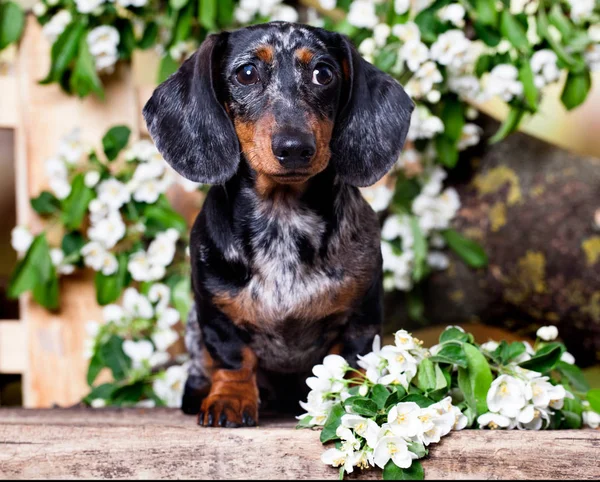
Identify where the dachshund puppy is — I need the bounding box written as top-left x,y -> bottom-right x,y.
143,22 -> 413,427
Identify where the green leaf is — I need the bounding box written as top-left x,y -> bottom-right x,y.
102,125 -> 131,161
95,253 -> 129,305
435,135 -> 459,168
138,22 -> 158,49
62,231 -> 85,258
32,270 -> 59,310
556,361 -> 590,393
117,19 -> 135,60
537,8 -> 584,70
217,0 -> 234,26
519,61 -> 538,111
144,203 -> 187,234
295,415 -> 313,429
519,343 -> 563,373
40,20 -> 86,85
158,54 -> 179,83
561,70 -> 591,111
383,460 -> 424,480
500,11 -> 530,53
416,358 -> 437,392
400,394 -> 435,408
385,386 -> 407,408
0,1 -> 25,50
174,4 -> 193,43
409,216 -> 427,281
560,410 -> 582,429
475,54 -> 494,77
87,349 -> 104,386
199,0 -> 217,30
587,389 -> 600,413
371,384 -> 391,409
172,277 -> 192,325
349,398 -> 378,417
473,21 -> 501,47
475,0 -> 497,26
31,191 -> 60,215
440,327 -> 469,344
169,0 -> 187,9
375,49 -> 397,72
441,97 -> 465,142
406,290 -> 425,323
458,342 -> 493,416
429,344 -> 468,368
84,382 -> 115,403
100,335 -> 131,381
441,229 -> 488,268
8,234 -> 53,298
61,174 -> 95,230
111,382 -> 144,405
70,36 -> 104,99
320,403 -> 345,443
489,105 -> 526,144
548,4 -> 574,40
406,440 -> 427,459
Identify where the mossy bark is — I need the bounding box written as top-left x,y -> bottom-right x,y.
385,116 -> 600,366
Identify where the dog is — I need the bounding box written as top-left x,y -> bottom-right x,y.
143,21 -> 413,427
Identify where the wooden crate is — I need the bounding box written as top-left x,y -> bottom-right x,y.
0,16 -> 156,407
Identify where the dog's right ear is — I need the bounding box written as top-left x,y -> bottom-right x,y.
143,33 -> 240,184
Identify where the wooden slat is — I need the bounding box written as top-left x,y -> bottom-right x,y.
0,76 -> 18,128
0,409 -> 598,479
14,16 -> 140,408
0,321 -> 25,374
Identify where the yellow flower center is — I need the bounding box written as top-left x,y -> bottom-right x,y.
396,354 -> 405,363
396,414 -> 406,424
500,383 -> 510,396
489,421 -> 499,430
387,443 -> 398,455
355,422 -> 366,433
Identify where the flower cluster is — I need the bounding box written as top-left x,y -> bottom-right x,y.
299,325 -> 600,480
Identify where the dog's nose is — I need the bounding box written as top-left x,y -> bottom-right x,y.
271,131 -> 316,169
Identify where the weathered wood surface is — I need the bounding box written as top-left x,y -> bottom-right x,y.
0,409 -> 598,480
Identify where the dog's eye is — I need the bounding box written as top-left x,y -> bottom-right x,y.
312,64 -> 334,86
236,64 -> 260,85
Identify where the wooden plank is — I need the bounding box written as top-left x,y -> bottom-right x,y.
0,409 -> 598,480
14,16 -> 140,408
0,322 -> 25,374
0,76 -> 18,128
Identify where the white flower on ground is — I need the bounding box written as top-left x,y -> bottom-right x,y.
153,364 -> 187,408
341,414 -> 380,448
123,287 -> 154,319
583,410 -> 600,429
451,405 -> 468,430
373,23 -> 391,47
357,335 -> 386,384
510,0 -> 538,15
531,49 -> 560,88
373,435 -> 413,469
123,339 -> 154,368
392,22 -> 420,43
298,390 -> 335,426
75,0 -> 105,14
427,251 -> 450,270
412,188 -> 461,235
381,214 -> 413,244
400,41 -> 429,72
96,179 -> 130,211
394,0 -> 410,15
50,248 -> 75,275
457,123 -> 482,151
487,375 -> 528,418
84,171 -> 101,188
536,325 -> 558,341
306,354 -> 349,393
90,398 -> 106,408
361,184 -> 394,212
393,330 -> 417,351
477,412 -> 512,429
321,447 -> 358,474
387,402 -> 422,438
42,10 -> 72,43
380,242 -> 414,292
347,0 -> 379,29
526,376 -> 566,409
88,212 -> 126,249
417,406 -> 455,445
485,65 -> 524,102
438,4 -> 465,27
517,404 -> 550,430
11,226 -> 33,255
152,328 -> 179,352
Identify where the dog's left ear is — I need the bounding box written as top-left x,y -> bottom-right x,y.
143,33 -> 240,184
330,35 -> 414,187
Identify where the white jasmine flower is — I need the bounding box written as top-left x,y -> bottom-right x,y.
88,212 -> 126,249
357,335 -> 386,384
307,355 -> 349,393
414,61 -> 442,90
321,447 -> 357,474
132,178 -> 169,203
400,40 -> 429,72
536,325 -> 558,341
270,4 -> 298,22
380,242 -> 414,291
125,140 -> 159,162
481,341 -> 499,352
381,214 -> 413,244
526,376 -> 566,409
50,178 -> 72,200
341,414 -> 380,448
477,412 -> 512,429
430,30 -> 471,70
347,0 -> 379,29
394,330 -> 417,351
457,123 -> 482,150
427,251 -> 450,270
487,375 -> 528,418
116,0 -> 147,7
394,0 -> 410,15
373,435 -> 413,469
361,184 -> 394,212
50,248 -> 75,275
387,402 -> 422,438
412,188 -> 461,234
87,26 -> 119,57
373,23 -> 391,47
298,390 -> 335,426
589,25 -> 600,43
451,405 -> 468,430
132,158 -> 165,182
11,226 -> 34,255
584,44 -> 600,72
75,0 -> 105,14
510,0 -> 538,15
531,49 -> 560,88
157,308 -> 180,330
358,37 -> 376,61
318,0 -> 336,9
84,171 -> 101,188
152,328 -> 179,352
32,2 -> 47,16
123,287 -> 154,319
438,4 -> 465,27
97,179 -> 130,210
583,410 -> 600,429
45,157 -> 68,180
87,198 -> 109,223
407,107 -> 444,141
81,241 -> 106,271
392,22 -> 420,43
123,339 -> 154,368
418,406 -> 454,445
58,130 -> 85,165
485,64 -> 524,102
148,283 -> 171,313
234,6 -> 255,23
148,230 -> 178,267
99,252 -> 118,275
567,0 -> 594,22
448,75 -> 483,102
42,10 -> 72,43
102,304 -> 125,324
90,398 -> 106,408
127,251 -> 152,281
561,352 -> 576,365
149,351 -> 170,368
153,364 -> 187,407
517,404 -> 550,430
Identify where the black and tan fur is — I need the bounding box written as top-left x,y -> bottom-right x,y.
143,22 -> 413,427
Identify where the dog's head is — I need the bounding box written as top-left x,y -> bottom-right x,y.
143,22 -> 414,188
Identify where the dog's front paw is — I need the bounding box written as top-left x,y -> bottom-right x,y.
198,381 -> 258,428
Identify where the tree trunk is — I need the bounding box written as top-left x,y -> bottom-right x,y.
385,116 -> 600,367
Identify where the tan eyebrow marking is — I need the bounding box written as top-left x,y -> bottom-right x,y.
295,47 -> 315,64
255,44 -> 274,63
